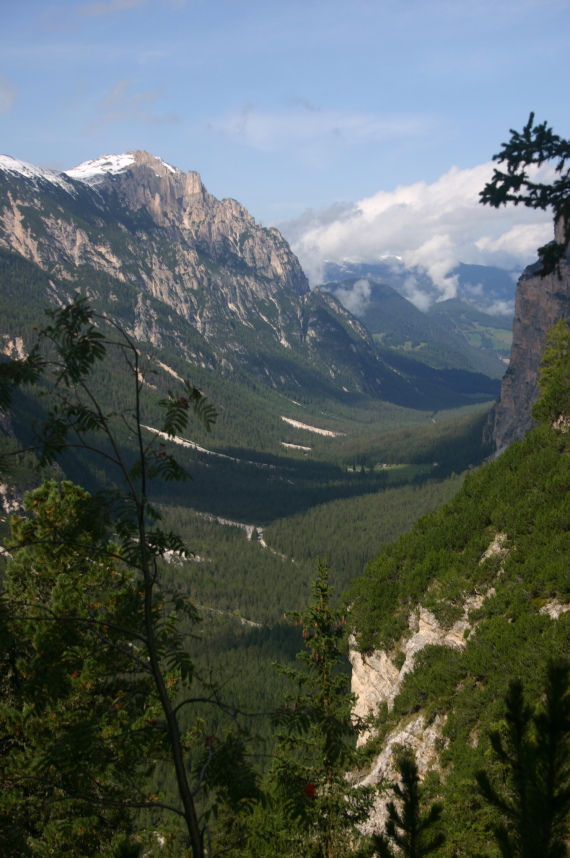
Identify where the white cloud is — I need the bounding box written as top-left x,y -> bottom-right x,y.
0,74 -> 17,115
332,278 -> 372,317
209,103 -> 435,158
88,78 -> 180,131
280,162 -> 554,301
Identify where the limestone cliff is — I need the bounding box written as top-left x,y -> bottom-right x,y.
0,151 -> 402,398
485,218 -> 570,454
348,533 -> 507,835
0,151 -> 308,337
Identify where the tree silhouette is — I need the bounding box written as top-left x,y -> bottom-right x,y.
476,661 -> 570,858
480,113 -> 570,275
373,752 -> 445,858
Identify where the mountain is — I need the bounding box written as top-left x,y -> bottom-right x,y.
0,152 -> 442,409
322,258 -> 519,314
426,298 -> 512,368
0,152 -> 382,398
0,151 -> 502,417
484,218 -> 570,454
321,277 -> 508,380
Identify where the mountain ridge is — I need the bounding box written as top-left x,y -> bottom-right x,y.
0,150 -> 500,411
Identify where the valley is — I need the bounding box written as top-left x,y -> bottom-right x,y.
1,145 -> 568,856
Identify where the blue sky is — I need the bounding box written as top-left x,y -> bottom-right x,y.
1,0 -> 569,296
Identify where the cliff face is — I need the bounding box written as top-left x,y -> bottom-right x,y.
485,219 -> 570,454
0,151 -> 308,335
348,589 -> 494,835
0,151 -> 401,398
347,429 -> 570,847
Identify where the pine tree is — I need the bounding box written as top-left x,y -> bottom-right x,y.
0,480 -> 156,857
480,113 -> 570,275
0,298 -> 257,857
267,560 -> 374,858
373,752 -> 445,858
475,661 -> 570,858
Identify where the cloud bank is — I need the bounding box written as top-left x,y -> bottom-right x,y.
278,162 -> 554,303
332,278 -> 373,317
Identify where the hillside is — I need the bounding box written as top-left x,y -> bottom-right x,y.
426,298 -> 512,368
321,277 -> 508,380
347,395 -> 570,853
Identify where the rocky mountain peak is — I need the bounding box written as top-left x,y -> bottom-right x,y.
66,149 -> 188,183
67,150 -> 209,223
0,149 -> 332,381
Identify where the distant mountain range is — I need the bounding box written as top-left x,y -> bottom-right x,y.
321,277 -> 511,379
0,151 -> 502,416
322,259 -> 518,315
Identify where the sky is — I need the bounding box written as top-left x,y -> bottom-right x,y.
1,0 -> 569,300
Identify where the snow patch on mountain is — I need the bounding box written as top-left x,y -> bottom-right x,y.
0,155 -> 76,193
66,152 -> 180,185
157,157 -> 177,175
281,416 -> 343,437
141,426 -> 278,470
65,153 -> 137,185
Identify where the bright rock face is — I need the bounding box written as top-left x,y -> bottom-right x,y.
0,150 -> 396,396
485,218 -> 570,454
349,551 -> 500,834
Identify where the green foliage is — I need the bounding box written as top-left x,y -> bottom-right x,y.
327,406 -> 491,477
347,331 -> 570,855
373,752 -> 445,858
0,481 -> 157,857
263,475 -> 464,595
0,344 -> 45,414
159,382 -> 217,439
532,319 -> 570,426
427,299 -> 513,370
480,113 -> 570,275
347,421 -> 570,653
475,662 -> 570,858
265,561 -> 374,858
0,298 -> 259,858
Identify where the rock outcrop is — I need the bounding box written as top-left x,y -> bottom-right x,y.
349,533 -> 505,833
349,595 -> 489,741
485,219 -> 570,454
